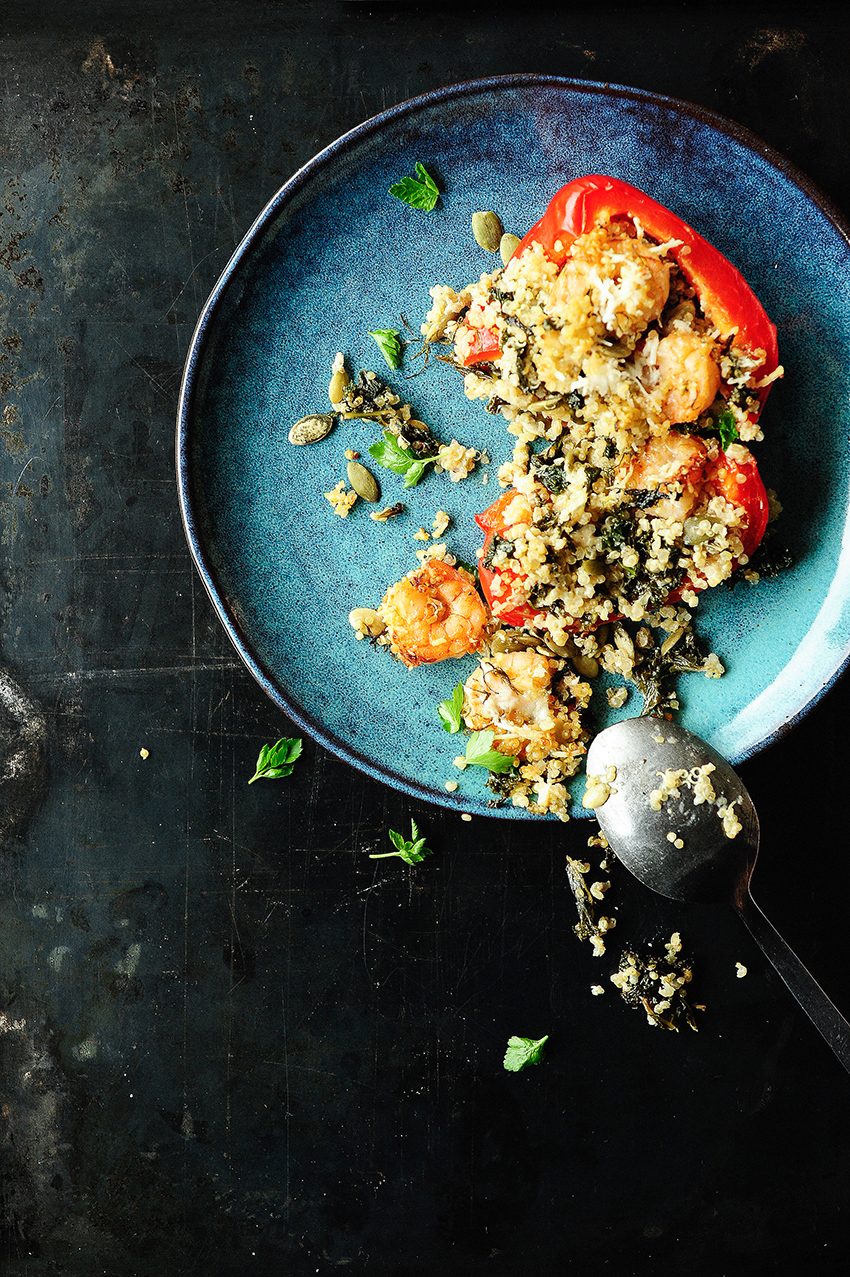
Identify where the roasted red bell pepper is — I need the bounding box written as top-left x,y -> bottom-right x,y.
703,450 -> 769,560
475,449 -> 768,629
457,303 -> 502,367
513,175 -> 779,405
475,490 -> 543,627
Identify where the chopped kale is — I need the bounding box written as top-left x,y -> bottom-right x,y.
630,625 -> 710,717
531,453 -> 570,494
482,533 -> 515,571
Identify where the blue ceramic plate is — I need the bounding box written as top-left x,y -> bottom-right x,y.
177,75 -> 850,818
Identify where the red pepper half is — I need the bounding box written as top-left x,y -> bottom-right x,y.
513,175 -> 779,406
475,450 -> 768,631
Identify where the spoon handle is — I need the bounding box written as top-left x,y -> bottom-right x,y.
736,891 -> 850,1074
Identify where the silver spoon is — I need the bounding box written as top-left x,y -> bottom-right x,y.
585,716 -> 850,1073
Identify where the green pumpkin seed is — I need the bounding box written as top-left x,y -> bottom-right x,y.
328,367 -> 350,406
471,210 -> 504,253
288,413 -> 335,445
499,232 -> 521,265
346,460 -> 381,503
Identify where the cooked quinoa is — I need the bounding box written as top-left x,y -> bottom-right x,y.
407,212 -> 780,812
422,218 -> 777,639
348,201 -> 781,821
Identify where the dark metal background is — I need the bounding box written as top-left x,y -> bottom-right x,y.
2,3 -> 849,1273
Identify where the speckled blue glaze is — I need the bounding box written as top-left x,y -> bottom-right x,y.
177,75 -> 850,818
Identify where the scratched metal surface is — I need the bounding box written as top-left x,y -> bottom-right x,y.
2,3 -> 850,1274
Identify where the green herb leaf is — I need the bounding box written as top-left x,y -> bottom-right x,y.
249,737 -> 303,783
465,730 -> 516,773
368,432 -> 435,488
503,1034 -> 549,1072
368,329 -> 403,370
438,683 -> 465,734
714,408 -> 739,449
370,819 -> 433,865
389,162 -> 439,211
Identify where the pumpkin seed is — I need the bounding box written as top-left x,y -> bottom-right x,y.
346,460 -> 381,503
471,210 -> 504,253
499,232 -> 521,265
328,368 -> 350,406
572,654 -> 600,680
288,413 -> 335,445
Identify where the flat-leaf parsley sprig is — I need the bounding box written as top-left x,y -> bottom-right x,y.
370,819 -> 433,865
438,683 -> 465,734
368,432 -> 436,489
249,737 -> 302,783
503,1034 -> 549,1072
464,730 -> 517,774
368,329 -> 404,371
389,162 -> 440,212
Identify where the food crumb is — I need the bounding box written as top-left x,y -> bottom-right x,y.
432,510 -> 451,537
735,962 -> 748,978
591,985 -> 605,996
324,480 -> 358,517
413,527 -> 430,541
461,813 -> 472,822
370,503 -> 404,522
445,780 -> 459,792
139,747 -> 149,759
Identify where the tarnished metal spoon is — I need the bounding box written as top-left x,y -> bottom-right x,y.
585,717 -> 850,1073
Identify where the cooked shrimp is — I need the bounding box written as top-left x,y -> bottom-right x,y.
622,432 -> 709,521
463,650 -> 574,762
379,559 -> 489,667
552,230 -> 670,337
656,330 -> 721,422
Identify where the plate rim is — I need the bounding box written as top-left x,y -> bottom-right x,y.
176,72 -> 850,808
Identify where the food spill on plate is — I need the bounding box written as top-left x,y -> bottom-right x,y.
295,175 -> 784,820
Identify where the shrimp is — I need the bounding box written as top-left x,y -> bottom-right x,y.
379,558 -> 489,667
656,330 -> 721,423
552,230 -> 671,337
621,432 -> 709,522
463,649 -> 588,764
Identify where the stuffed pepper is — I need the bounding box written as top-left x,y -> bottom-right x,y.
423,174 -> 782,639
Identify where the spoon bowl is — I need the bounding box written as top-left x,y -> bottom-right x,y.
586,717 -> 850,1074
586,717 -> 758,904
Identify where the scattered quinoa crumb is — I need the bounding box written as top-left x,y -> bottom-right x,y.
461,813 -> 472,822
736,962 -> 747,978
139,747 -> 149,759
413,528 -> 430,541
324,480 -> 358,517
591,985 -> 605,996
445,780 -> 459,792
432,510 -> 451,537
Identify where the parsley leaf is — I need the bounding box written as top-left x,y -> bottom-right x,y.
389,162 -> 439,211
438,683 -> 465,734
503,1034 -> 549,1072
368,329 -> 403,371
249,737 -> 302,783
369,431 -> 435,488
713,408 -> 739,449
370,819 -> 433,865
464,730 -> 517,773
